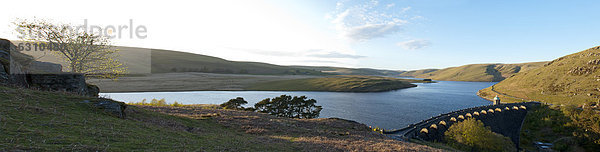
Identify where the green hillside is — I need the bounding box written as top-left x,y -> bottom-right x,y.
247,75 -> 430,92
481,46 -> 600,105
399,62 -> 547,82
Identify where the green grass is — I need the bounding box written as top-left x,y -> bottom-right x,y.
490,46 -> 600,106
0,86 -> 294,151
400,62 -> 547,82
246,75 -> 430,92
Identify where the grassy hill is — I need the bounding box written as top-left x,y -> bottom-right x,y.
399,62 -> 547,82
397,69 -> 439,77
247,75 -> 431,92
292,66 -> 404,76
0,86 -> 290,151
0,85 -> 439,151
480,46 -> 600,106
150,49 -> 323,75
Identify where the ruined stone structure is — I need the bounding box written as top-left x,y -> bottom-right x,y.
0,39 -> 98,96
385,102 -> 540,149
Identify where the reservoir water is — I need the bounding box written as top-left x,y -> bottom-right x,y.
100,81 -> 496,129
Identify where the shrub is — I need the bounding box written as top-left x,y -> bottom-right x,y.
445,118 -> 515,152
220,97 -> 248,110
254,95 -> 322,119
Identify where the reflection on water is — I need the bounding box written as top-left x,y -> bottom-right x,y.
101,81 -> 496,129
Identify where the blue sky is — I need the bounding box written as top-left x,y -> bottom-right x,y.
2,0 -> 600,70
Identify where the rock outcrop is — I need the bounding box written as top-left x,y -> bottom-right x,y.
82,100 -> 127,118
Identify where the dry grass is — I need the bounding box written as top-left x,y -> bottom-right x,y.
138,105 -> 444,152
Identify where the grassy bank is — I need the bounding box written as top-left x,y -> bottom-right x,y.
0,85 -> 440,151
247,75 -> 431,92
0,86 -> 290,151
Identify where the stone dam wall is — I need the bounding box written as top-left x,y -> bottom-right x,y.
385,102 -> 540,149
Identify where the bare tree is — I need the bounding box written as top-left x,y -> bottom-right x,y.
14,18 -> 126,79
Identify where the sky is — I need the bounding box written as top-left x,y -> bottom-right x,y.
2,0 -> 600,70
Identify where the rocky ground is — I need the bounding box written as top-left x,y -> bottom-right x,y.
137,105 -> 444,152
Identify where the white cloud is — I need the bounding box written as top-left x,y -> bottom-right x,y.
329,0 -> 408,41
308,51 -> 366,59
386,3 -> 395,9
345,22 -> 404,41
400,7 -> 411,13
397,39 -> 432,50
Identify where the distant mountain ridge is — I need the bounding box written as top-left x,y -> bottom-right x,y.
17,42 -> 547,81
149,49 -> 324,75
398,62 -> 548,82
291,66 -> 404,76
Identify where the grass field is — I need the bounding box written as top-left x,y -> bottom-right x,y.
0,85 -> 440,151
247,75 -> 431,92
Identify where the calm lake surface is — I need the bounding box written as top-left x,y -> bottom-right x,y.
101,81 -> 496,129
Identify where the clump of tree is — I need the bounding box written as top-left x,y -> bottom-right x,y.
14,18 -> 126,79
220,97 -> 248,110
254,95 -> 322,119
220,95 -> 322,119
444,118 -> 515,152
128,98 -> 184,107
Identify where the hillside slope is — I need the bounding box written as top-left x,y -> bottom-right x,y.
481,46 -> 600,105
399,62 -> 547,82
0,86 -> 289,151
150,49 -> 323,75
